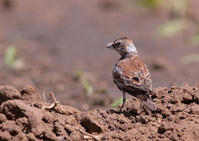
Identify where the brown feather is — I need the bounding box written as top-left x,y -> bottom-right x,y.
113,55 -> 152,98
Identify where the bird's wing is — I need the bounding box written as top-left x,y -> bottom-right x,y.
113,56 -> 152,96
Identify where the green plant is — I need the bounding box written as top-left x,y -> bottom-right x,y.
74,69 -> 93,95
111,98 -> 127,108
4,46 -> 24,70
138,0 -> 163,9
82,79 -> 93,95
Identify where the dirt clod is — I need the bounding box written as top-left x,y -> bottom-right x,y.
0,86 -> 21,104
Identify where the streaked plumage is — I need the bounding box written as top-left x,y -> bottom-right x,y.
106,37 -> 157,113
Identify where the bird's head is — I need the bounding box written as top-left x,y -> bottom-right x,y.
106,37 -> 137,57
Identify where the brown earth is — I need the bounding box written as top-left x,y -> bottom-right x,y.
0,0 -> 199,112
0,84 -> 198,141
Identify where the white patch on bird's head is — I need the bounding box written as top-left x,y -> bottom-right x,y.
106,37 -> 138,57
126,43 -> 137,54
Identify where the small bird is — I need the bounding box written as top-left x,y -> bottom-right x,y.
106,37 -> 157,113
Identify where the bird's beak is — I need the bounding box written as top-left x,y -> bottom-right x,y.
106,42 -> 114,49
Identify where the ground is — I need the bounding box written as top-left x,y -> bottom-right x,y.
0,0 -> 199,110
0,84 -> 199,140
0,1 -> 199,140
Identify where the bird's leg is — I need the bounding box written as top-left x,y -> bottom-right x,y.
119,91 -> 126,113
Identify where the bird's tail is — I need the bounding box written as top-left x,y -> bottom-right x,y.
143,98 -> 157,113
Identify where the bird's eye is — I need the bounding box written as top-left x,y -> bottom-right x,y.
112,42 -> 121,48
116,42 -> 121,46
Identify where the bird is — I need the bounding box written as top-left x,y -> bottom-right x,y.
106,37 -> 157,113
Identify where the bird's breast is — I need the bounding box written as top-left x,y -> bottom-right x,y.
112,65 -> 122,78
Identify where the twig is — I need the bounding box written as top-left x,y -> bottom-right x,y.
42,91 -> 63,110
42,91 -> 47,102
74,127 -> 100,141
50,91 -> 58,103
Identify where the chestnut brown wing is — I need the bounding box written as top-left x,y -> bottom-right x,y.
113,56 -> 152,97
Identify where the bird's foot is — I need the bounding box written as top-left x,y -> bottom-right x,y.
118,108 -> 122,114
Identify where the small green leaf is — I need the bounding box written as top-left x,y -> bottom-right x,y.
181,54 -> 199,64
74,69 -> 94,95
139,0 -> 163,9
111,98 -> 127,108
82,80 -> 93,96
157,20 -> 187,37
4,46 -> 24,70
